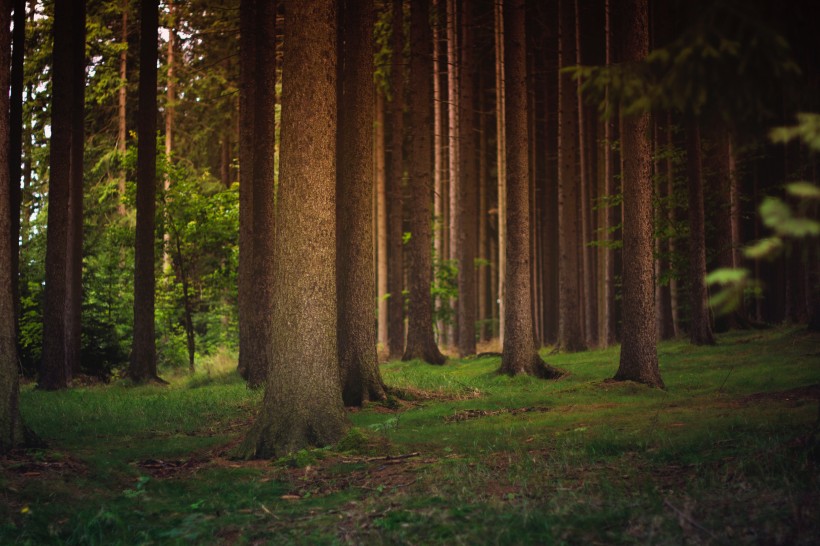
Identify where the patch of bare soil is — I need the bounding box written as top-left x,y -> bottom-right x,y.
444,406 -> 551,423
739,384 -> 820,405
1,449 -> 90,514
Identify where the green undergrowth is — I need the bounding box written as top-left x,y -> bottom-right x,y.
2,327 -> 818,544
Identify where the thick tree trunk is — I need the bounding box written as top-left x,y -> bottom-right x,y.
241,0 -> 348,459
41,0 -> 84,389
557,0 -> 585,352
456,0 -> 477,357
685,117 -> 715,345
65,0 -> 86,379
1,0 -> 27,452
403,0 -> 446,365
500,0 -> 563,379
494,0 -> 506,346
613,0 -> 663,388
117,0 -> 128,216
337,0 -> 386,406
386,0 -> 405,359
130,0 -> 161,382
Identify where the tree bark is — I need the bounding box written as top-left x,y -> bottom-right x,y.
337,0 -> 386,405
0,0 -> 27,452
41,0 -> 84,389
386,0 -> 406,359
499,0 -> 563,380
242,0 -> 348,459
376,90 -> 388,351
130,0 -> 162,382
117,0 -> 128,216
685,117 -> 715,345
613,0 -> 663,388
446,0 -> 459,348
402,0 -> 446,365
162,0 -> 175,273
494,0 -> 506,346
557,0 -> 585,352
9,0 -> 23,346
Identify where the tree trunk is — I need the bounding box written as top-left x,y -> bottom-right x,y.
599,0 -> 616,347
237,0 -> 256,380
477,88 -> 489,342
9,0 -> 23,345
446,0 -> 459,348
685,117 -> 715,345
386,0 -> 405,359
402,0 -> 446,365
0,0 -> 27,452
241,0 -> 348,459
337,0 -> 386,405
613,0 -> 663,388
130,0 -> 161,382
456,0 -> 477,357
41,0 -> 84,389
117,0 -> 128,216
162,0 -> 175,273
432,0 -> 446,344
557,0 -> 585,352
499,0 -> 563,379
65,0 -> 86,379
654,118 -> 676,340
376,91 -> 388,351
494,0 -> 506,346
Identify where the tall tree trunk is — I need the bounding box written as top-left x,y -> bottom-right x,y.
456,0 -> 477,357
613,0 -> 663,388
41,0 -> 84,389
241,0 -> 348,459
600,0 -> 616,346
376,91 -> 388,351
432,0 -> 445,344
117,0 -> 128,216
494,0 -> 506,346
499,0 -> 563,379
557,0 -> 585,352
1,0 -> 27,452
386,0 -> 406,359
477,87 -> 489,342
236,0 -> 256,380
403,0 -> 446,365
162,0 -> 175,273
446,0 -> 459,348
245,0 -> 277,388
685,117 -> 715,345
65,0 -> 86,379
338,0 -> 386,405
130,0 -> 161,382
9,0 -> 24,346
654,118 -> 676,340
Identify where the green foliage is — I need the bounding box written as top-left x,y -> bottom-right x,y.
432,257 -> 458,330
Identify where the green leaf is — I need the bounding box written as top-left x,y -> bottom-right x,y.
759,197 -> 791,230
785,181 -> 820,200
743,237 -> 783,260
705,268 -> 749,286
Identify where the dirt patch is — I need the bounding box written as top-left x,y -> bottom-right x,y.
444,406 -> 551,423
740,384 -> 820,405
1,449 -> 88,480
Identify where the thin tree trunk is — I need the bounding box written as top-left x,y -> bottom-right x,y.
685,116 -> 715,345
386,0 -> 405,359
446,0 -> 459,348
478,88 -> 489,342
241,0 -> 348,459
654,118 -> 675,340
557,0 -> 585,352
376,91 -> 388,351
613,0 -> 663,388
118,0 -> 128,216
432,0 -> 443,343
162,0 -> 175,273
499,0 -> 563,379
337,0 -> 386,405
600,0 -> 616,346
403,0 -> 445,365
130,0 -> 161,382
494,0 -> 506,346
9,0 -> 24,345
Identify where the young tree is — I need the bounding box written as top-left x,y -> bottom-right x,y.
499,0 -> 563,379
0,0 -> 27,452
402,0 -> 446,365
612,0 -> 664,388
130,0 -> 162,383
40,0 -> 85,389
337,0 -> 386,405
242,0 -> 348,458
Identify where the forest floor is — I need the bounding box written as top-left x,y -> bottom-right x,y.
1,326 -> 819,544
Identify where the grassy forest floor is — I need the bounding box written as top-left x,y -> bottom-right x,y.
1,327 -> 819,545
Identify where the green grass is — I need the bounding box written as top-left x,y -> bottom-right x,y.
2,327 -> 818,544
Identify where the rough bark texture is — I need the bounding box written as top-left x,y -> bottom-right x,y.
685,117 -> 715,345
402,0 -> 446,365
494,0 -> 506,346
376,91 -> 388,350
386,0 -> 405,359
1,0 -> 27,452
337,0 -> 386,405
41,0 -> 83,389
456,0 -> 477,357
613,0 -> 663,388
499,0 -> 563,380
236,0 -> 256,381
9,0 -> 24,342
130,0 -> 161,382
241,0 -> 348,459
245,0 -> 277,388
557,0 -> 585,352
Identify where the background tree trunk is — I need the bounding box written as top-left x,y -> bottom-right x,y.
130,0 -> 161,382
242,0 -> 348,459
376,90 -> 388,351
402,0 -> 445,365
446,0 -> 459,348
494,0 -> 506,346
9,0 -> 24,346
613,0 -> 663,388
337,0 -> 386,405
117,0 -> 128,216
499,0 -> 562,379
162,0 -> 175,273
